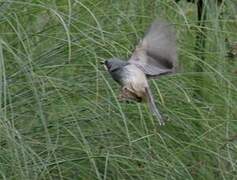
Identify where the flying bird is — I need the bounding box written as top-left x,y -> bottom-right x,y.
103,20 -> 178,125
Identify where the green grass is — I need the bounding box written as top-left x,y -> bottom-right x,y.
0,0 -> 237,179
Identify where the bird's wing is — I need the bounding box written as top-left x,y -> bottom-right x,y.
128,20 -> 178,78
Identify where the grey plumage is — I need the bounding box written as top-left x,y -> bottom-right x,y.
105,58 -> 129,84
129,20 -> 177,77
145,86 -> 163,121
104,19 -> 178,125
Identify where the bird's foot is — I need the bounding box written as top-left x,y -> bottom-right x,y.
118,87 -> 142,103
117,94 -> 137,103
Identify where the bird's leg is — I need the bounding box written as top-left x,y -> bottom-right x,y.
118,87 -> 142,103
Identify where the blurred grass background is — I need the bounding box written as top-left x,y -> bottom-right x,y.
0,0 -> 237,179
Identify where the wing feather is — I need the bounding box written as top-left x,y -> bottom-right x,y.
129,19 -> 178,78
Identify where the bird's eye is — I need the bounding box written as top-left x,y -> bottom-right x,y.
105,61 -> 111,69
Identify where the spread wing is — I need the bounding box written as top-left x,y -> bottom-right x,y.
128,20 -> 178,78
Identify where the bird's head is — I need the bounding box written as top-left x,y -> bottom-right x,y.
101,58 -> 128,72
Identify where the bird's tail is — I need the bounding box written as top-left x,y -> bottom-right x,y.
145,87 -> 164,125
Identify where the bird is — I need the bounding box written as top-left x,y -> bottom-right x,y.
102,19 -> 178,125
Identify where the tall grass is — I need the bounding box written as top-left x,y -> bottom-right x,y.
0,0 -> 236,179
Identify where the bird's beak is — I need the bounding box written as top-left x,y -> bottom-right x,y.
100,60 -> 108,71
100,60 -> 105,65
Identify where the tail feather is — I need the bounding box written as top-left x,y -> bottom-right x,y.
145,87 -> 164,125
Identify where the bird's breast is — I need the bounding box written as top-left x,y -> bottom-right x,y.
122,64 -> 148,97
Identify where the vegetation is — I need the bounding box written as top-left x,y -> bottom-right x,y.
0,0 -> 236,179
